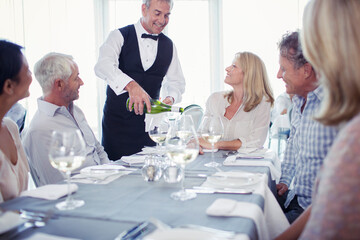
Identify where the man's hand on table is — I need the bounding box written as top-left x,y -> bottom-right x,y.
276,183 -> 288,196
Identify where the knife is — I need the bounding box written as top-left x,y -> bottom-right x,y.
115,221 -> 157,240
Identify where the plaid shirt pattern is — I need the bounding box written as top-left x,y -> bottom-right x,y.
280,86 -> 339,209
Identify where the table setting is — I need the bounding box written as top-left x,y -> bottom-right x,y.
70,164 -> 137,184
223,148 -> 281,182
0,115 -> 288,240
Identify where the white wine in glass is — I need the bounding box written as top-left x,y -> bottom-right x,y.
49,130 -> 86,210
199,115 -> 224,168
166,115 -> 199,201
148,116 -> 170,154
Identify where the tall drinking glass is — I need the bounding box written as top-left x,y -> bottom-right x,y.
48,130 -> 86,210
199,115 -> 224,168
166,115 -> 199,201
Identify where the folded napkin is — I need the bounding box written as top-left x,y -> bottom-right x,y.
202,171 -> 263,190
0,211 -> 24,234
138,146 -> 167,156
206,198 -> 269,240
237,148 -> 268,155
26,232 -> 81,240
138,147 -> 158,155
202,148 -> 219,153
20,184 -> 78,200
224,150 -> 281,182
71,165 -> 134,184
145,227 -> 250,240
203,172 -> 289,239
80,164 -> 130,173
121,155 -> 147,165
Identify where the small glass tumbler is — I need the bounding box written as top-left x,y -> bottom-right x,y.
141,155 -> 163,182
163,164 -> 183,183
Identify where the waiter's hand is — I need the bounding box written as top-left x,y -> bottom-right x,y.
162,96 -> 174,105
125,81 -> 151,115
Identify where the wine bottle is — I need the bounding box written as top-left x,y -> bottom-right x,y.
126,98 -> 184,114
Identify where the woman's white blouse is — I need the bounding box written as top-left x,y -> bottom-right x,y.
205,92 -> 271,149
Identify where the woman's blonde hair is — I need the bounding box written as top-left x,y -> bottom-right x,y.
225,52 -> 274,112
302,0 -> 360,125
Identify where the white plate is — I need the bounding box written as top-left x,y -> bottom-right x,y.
206,172 -> 261,189
144,228 -> 222,240
0,211 -> 24,234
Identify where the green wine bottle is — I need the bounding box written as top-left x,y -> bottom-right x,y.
126,98 -> 184,114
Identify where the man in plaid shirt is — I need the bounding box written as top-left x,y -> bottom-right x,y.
275,31 -> 339,223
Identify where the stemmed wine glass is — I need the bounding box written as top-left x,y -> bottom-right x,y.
166,115 -> 199,201
48,130 -> 86,210
148,115 -> 170,156
199,115 -> 224,168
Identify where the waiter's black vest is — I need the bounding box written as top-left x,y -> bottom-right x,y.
102,25 -> 173,160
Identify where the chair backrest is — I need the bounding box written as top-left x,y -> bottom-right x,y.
182,105 -> 204,131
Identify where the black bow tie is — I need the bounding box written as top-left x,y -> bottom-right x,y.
141,33 -> 159,41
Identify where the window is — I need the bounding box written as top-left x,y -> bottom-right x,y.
1,0 -> 310,139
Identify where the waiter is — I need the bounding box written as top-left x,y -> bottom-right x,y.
94,0 -> 185,160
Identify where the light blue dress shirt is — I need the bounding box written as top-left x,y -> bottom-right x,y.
280,86 -> 339,209
22,98 -> 109,186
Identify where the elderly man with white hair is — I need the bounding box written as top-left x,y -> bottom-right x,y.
23,52 -> 109,186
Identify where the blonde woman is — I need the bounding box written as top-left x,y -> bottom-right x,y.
199,52 -> 274,152
0,40 -> 31,202
276,0 -> 360,239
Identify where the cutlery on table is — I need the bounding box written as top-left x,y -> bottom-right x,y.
187,186 -> 253,194
115,221 -> 156,240
0,210 -> 53,239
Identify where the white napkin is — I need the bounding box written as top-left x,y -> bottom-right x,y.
224,150 -> 281,182
25,232 -> 81,240
0,211 -> 24,234
203,172 -> 289,239
201,171 -> 263,190
202,148 -> 219,153
80,164 -> 130,173
237,148 -> 267,155
20,184 -> 78,200
136,147 -> 157,155
121,155 -> 147,165
145,227 -> 250,240
206,198 -> 269,240
71,165 -> 134,184
138,147 -> 166,156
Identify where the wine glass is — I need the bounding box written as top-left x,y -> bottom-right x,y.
199,115 -> 224,168
48,130 -> 86,210
148,115 -> 169,156
166,115 -> 199,201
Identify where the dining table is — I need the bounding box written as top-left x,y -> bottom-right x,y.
0,149 -> 288,240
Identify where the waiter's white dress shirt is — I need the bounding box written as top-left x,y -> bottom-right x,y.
94,20 -> 185,103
